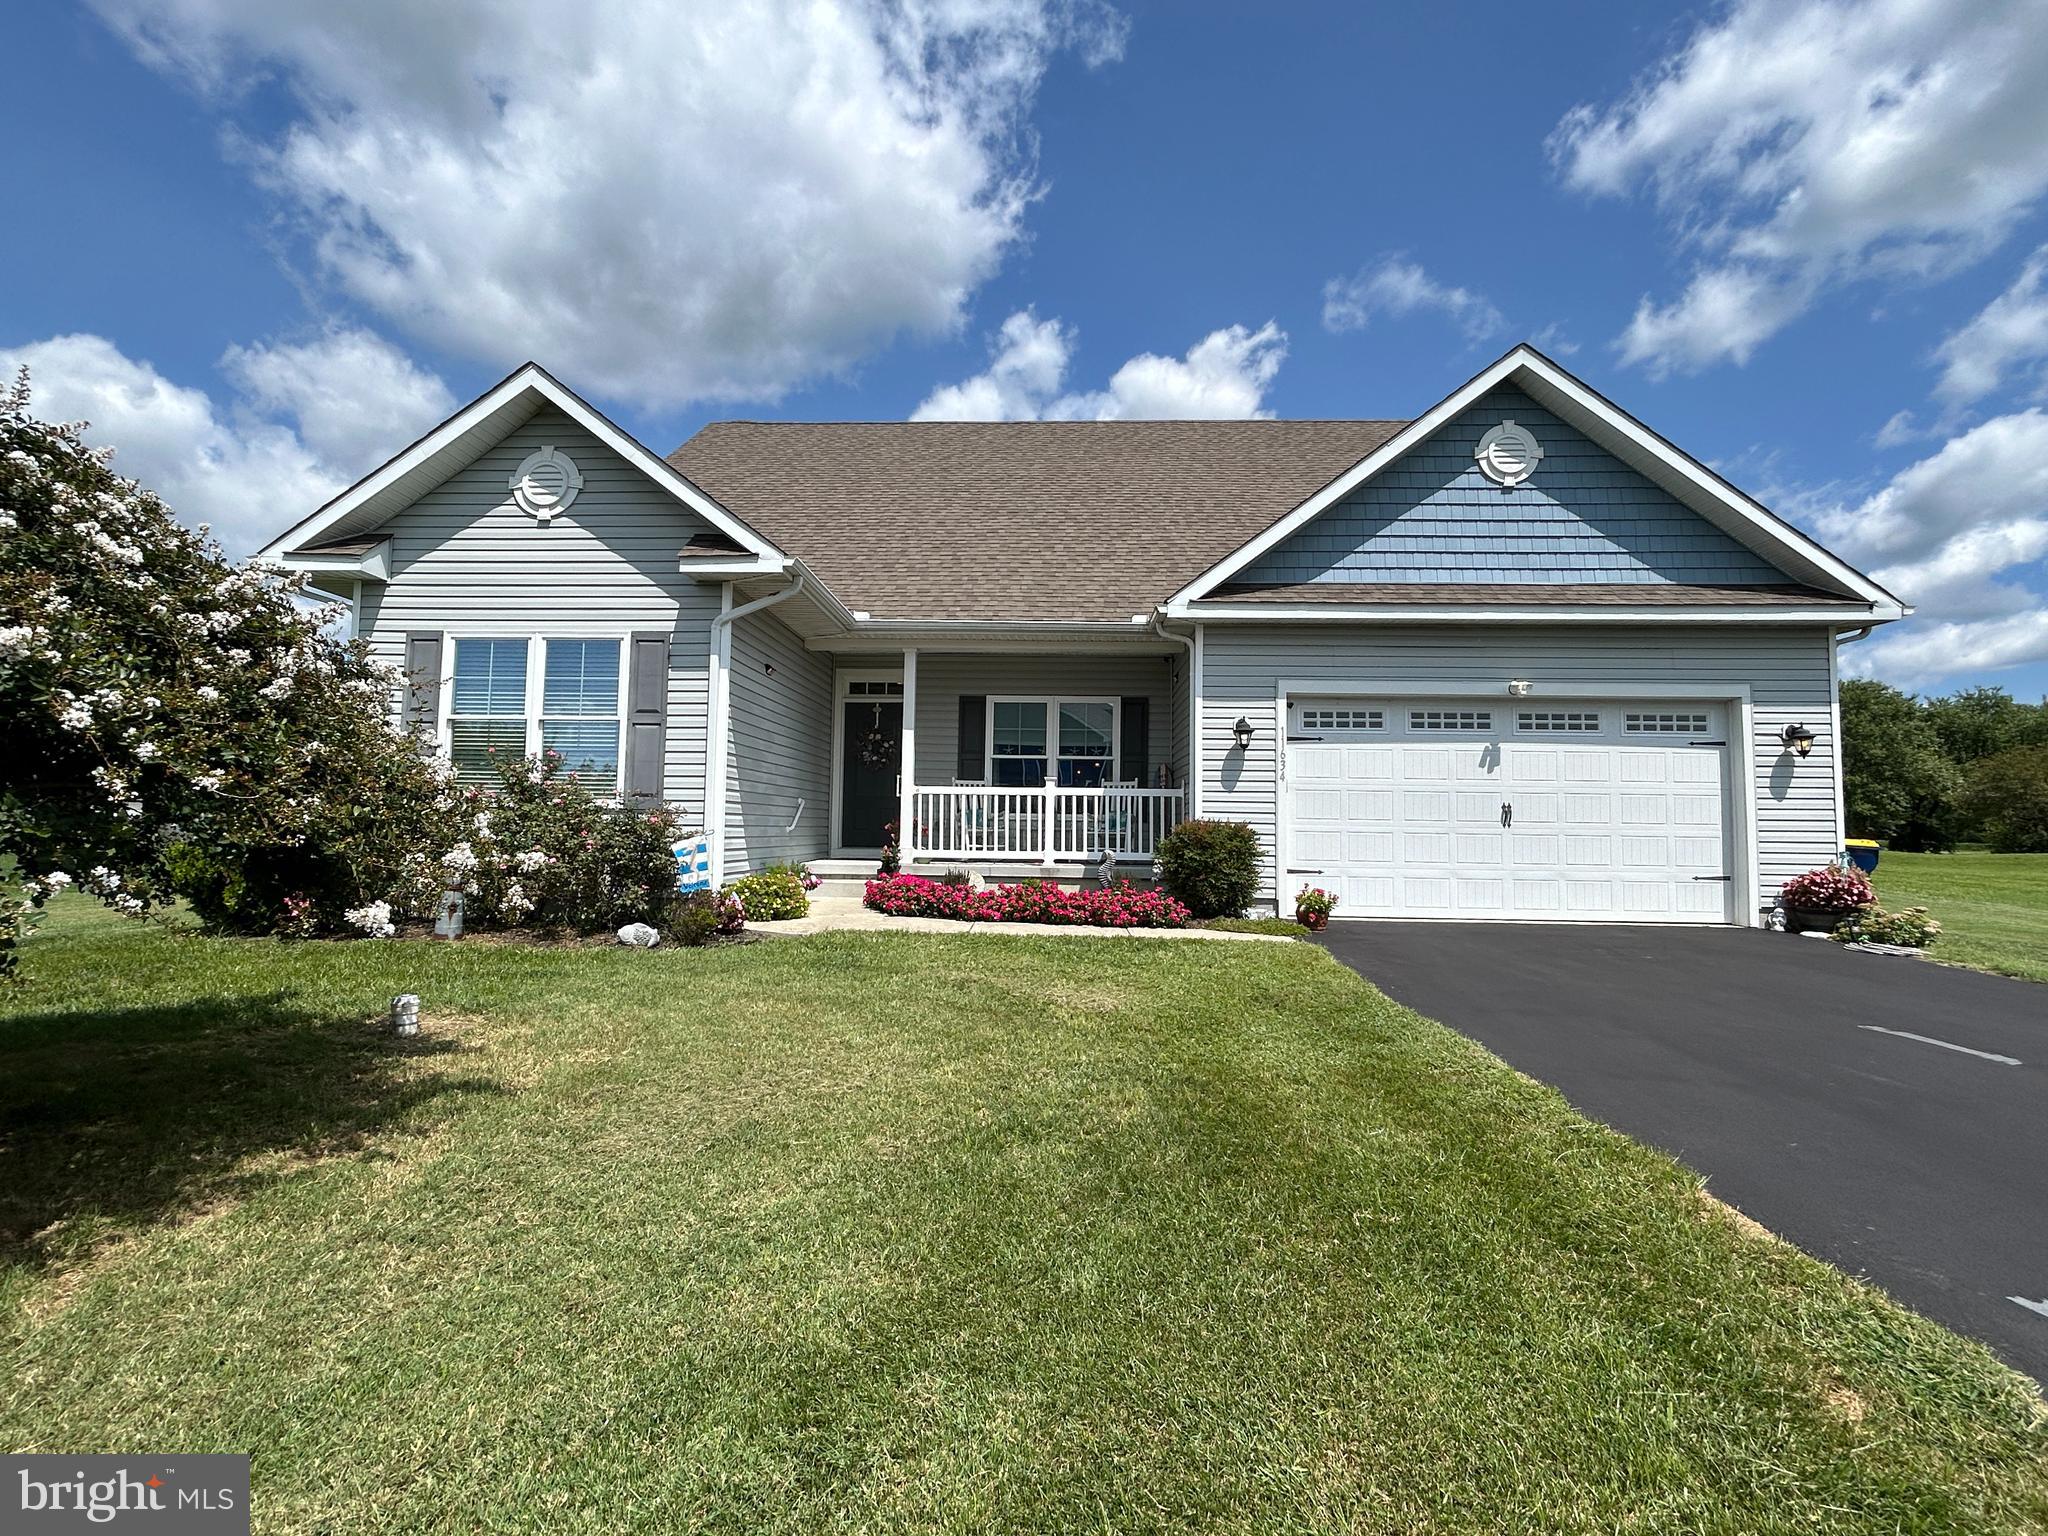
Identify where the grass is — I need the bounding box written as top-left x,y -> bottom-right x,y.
3,901 -> 2044,1533
1194,914 -> 1310,937
1874,851 -> 2048,983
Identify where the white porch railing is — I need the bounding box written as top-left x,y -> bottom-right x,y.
909,784 -> 1188,863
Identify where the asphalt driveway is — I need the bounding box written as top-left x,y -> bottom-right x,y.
1318,922 -> 2048,1379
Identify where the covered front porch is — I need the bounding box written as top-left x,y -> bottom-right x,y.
831,645 -> 1193,868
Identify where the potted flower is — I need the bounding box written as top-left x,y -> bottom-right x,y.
1777,865 -> 1874,934
1294,885 -> 1336,931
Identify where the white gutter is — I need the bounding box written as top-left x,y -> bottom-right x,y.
706,573 -> 807,886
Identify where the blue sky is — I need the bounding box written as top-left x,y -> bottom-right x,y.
5,0 -> 2047,698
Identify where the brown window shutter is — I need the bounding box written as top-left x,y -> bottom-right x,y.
956,695 -> 986,780
402,632 -> 443,743
624,632 -> 669,805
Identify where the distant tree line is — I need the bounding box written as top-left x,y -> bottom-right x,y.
1839,681 -> 2048,852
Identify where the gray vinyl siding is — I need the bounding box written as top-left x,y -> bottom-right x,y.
354,405 -> 720,823
1198,623 -> 1841,916
724,607 -> 833,877
1240,386 -> 1785,588
908,653 -> 1180,786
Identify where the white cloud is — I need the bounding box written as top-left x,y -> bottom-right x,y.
1844,610 -> 2048,686
1552,0 -> 2048,374
222,329 -> 453,471
0,329 -> 450,555
911,310 -> 1286,421
1803,407 -> 2048,684
1815,408 -> 2048,564
1932,244 -> 2048,406
1615,264 -> 1817,378
90,0 -> 1125,410
1322,256 -> 1505,341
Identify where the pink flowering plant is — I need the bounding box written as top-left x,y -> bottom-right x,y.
1293,886 -> 1336,920
1778,865 -> 1875,914
864,873 -> 1192,928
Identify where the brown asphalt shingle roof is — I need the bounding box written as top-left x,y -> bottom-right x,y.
667,420 -> 1406,621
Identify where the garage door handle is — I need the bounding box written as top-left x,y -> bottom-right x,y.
1499,802 -> 1512,828
1692,875 -> 1731,882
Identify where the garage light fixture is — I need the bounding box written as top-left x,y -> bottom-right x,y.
1506,679 -> 1533,696
1231,717 -> 1255,751
1780,722 -> 1816,758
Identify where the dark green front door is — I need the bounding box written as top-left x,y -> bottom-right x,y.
840,700 -> 902,849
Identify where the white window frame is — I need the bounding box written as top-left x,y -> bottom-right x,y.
439,632 -> 631,794
985,695 -> 1121,787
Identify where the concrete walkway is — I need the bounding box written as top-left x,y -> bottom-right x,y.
750,896 -> 1291,942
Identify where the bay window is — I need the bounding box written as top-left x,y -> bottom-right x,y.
446,636 -> 624,789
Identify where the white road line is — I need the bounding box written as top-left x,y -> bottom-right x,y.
2011,1297 -> 2048,1320
1857,1025 -> 2021,1066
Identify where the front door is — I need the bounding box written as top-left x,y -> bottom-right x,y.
840,699 -> 902,849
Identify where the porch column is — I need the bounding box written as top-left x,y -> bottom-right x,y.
897,648 -> 917,863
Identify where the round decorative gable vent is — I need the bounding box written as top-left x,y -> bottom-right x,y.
1474,420 -> 1544,488
510,445 -> 584,522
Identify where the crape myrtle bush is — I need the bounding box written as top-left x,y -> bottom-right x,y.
864,874 -> 1192,928
385,751 -> 688,936
0,368 -> 449,964
0,370 -> 688,960
1153,819 -> 1262,919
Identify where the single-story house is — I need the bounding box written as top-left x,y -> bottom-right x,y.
260,344 -> 1906,924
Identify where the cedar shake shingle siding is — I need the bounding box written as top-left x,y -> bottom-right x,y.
1237,388 -> 1788,590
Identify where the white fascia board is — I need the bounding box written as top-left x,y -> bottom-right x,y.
257,363 -> 786,566
1175,601 -> 1896,623
1165,344 -> 1903,612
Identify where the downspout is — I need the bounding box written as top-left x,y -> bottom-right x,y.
1149,612 -> 1198,814
706,572 -> 807,887
1828,622 -> 1874,870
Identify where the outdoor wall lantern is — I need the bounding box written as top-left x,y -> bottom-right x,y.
1232,717 -> 1255,751
1781,722 -> 1817,758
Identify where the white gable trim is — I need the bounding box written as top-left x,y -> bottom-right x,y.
1162,346 -> 1907,620
257,362 -> 787,567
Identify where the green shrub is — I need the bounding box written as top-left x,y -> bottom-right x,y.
727,865 -> 808,921
1155,820 -> 1262,919
662,892 -> 722,946
1831,905 -> 1941,948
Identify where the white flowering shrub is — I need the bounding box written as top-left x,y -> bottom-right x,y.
0,368 -> 451,965
428,751 -> 686,932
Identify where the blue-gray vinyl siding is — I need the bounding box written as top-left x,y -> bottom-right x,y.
724,607 -> 833,877
354,405 -> 722,823
1239,387 -> 1787,588
1198,623 -> 1842,920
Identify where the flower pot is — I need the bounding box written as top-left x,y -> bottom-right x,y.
1296,909 -> 1329,931
1784,906 -> 1848,934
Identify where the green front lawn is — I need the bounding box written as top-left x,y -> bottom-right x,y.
4,904 -> 2044,1533
1874,851 -> 2048,983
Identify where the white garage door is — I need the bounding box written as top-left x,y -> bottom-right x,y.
1287,698 -> 1733,923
